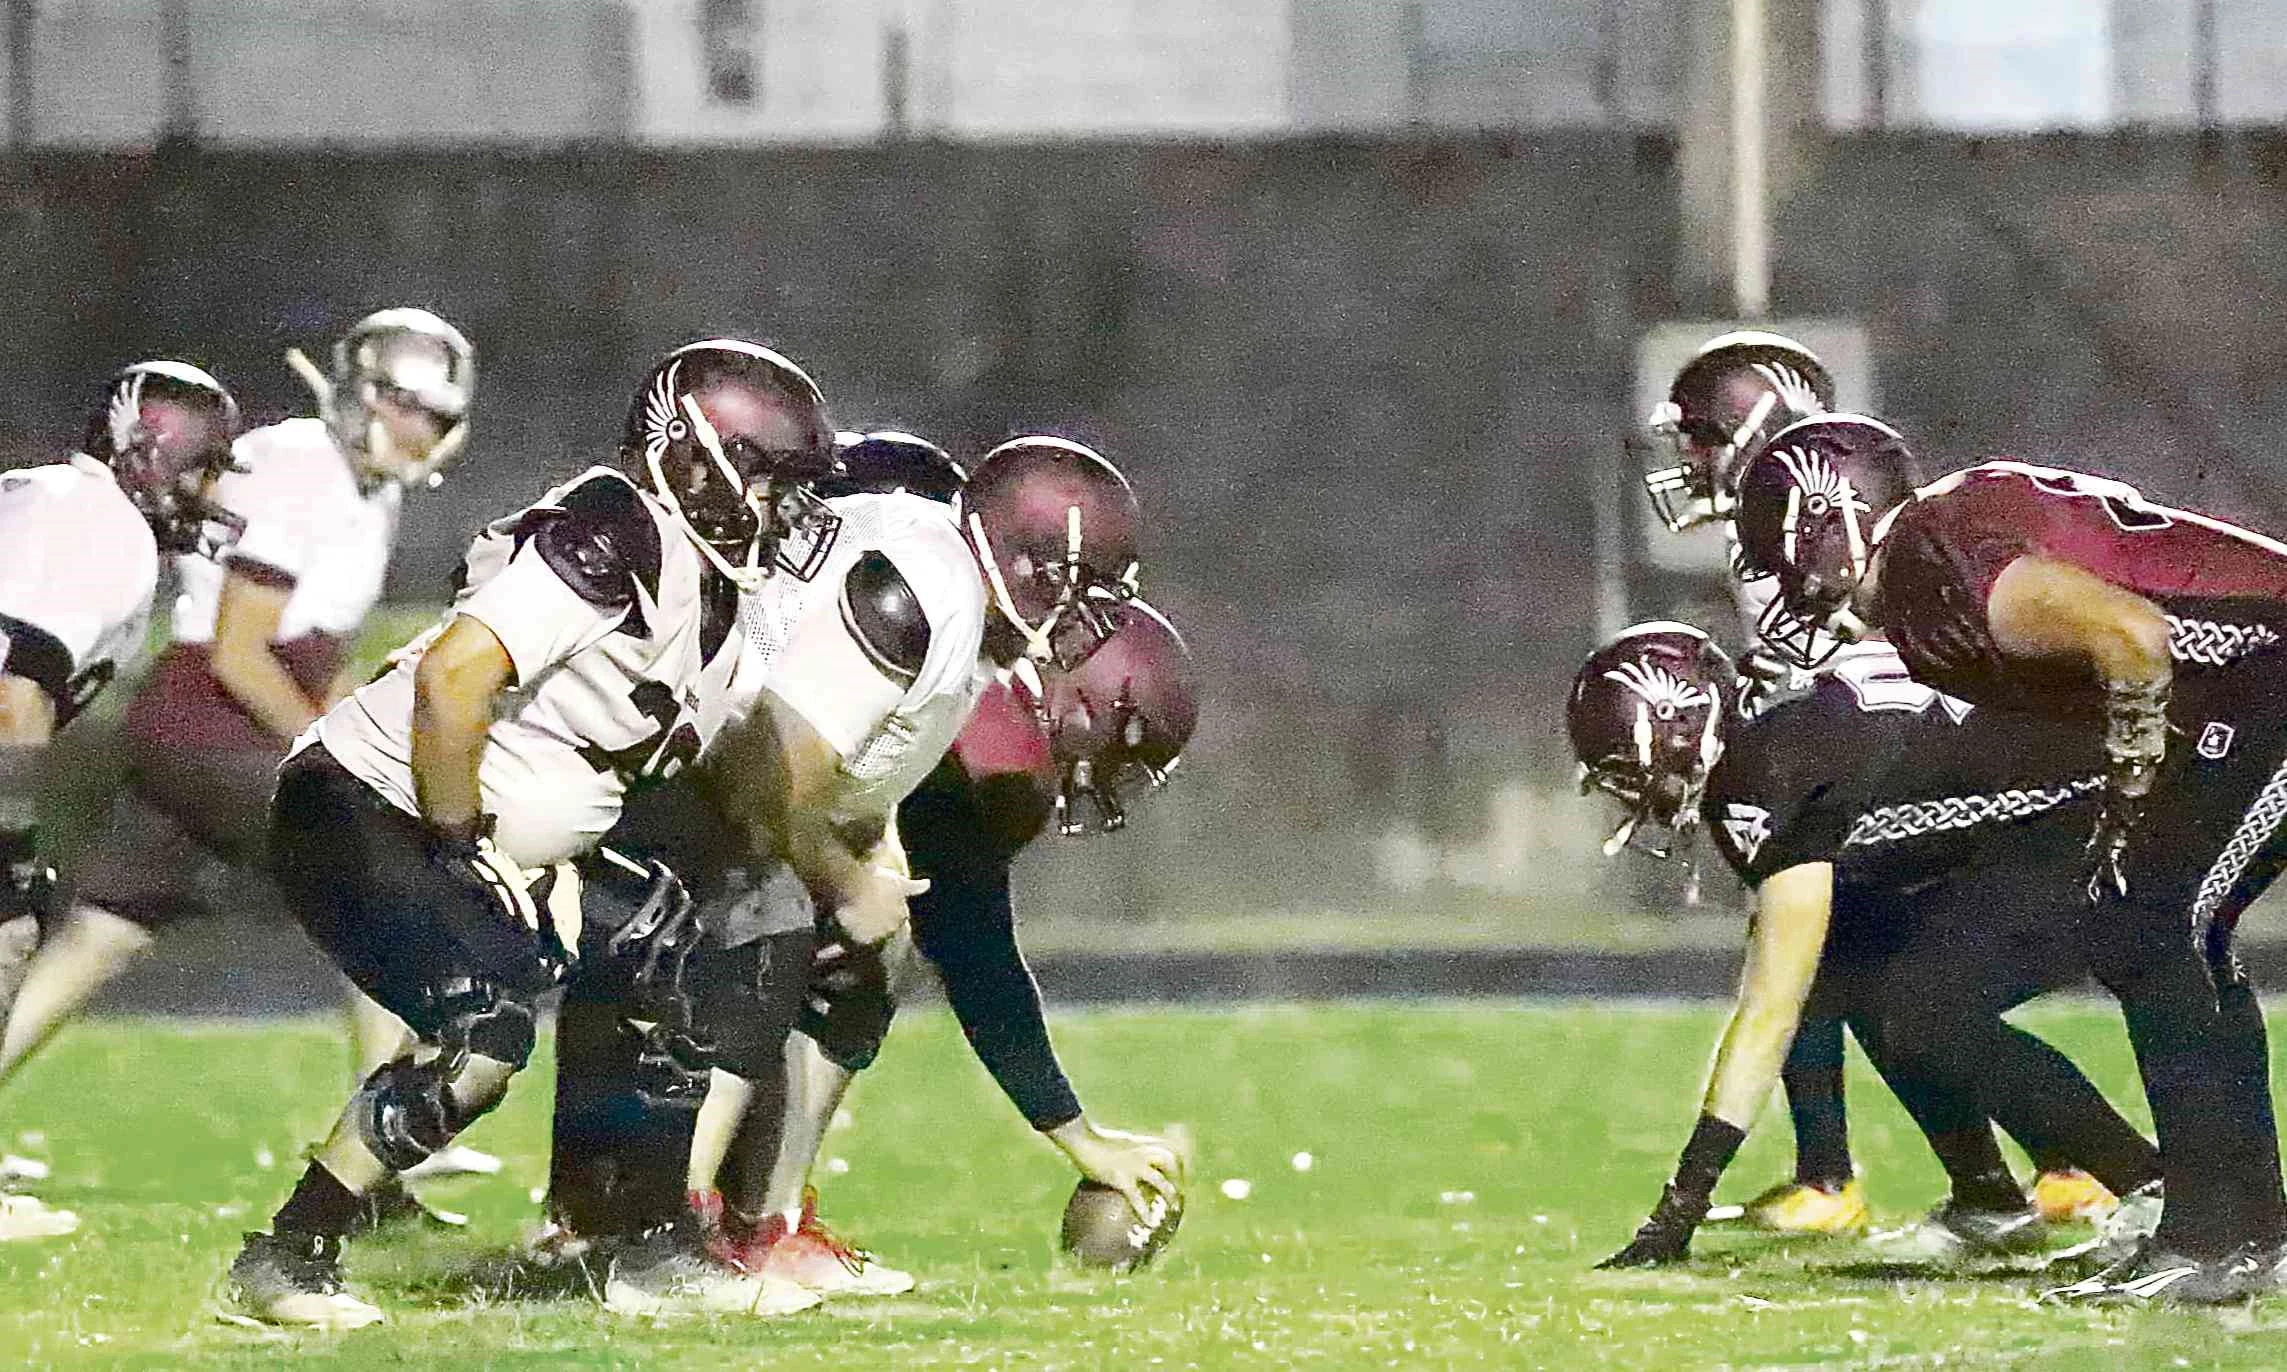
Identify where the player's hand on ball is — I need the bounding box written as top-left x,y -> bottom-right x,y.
832,864 -> 928,945
1049,1118 -> 1183,1221
1596,1184 -> 1706,1269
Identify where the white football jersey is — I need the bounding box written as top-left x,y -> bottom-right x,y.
312,468 -> 743,866
172,418 -> 401,643
715,491 -> 991,824
0,457 -> 159,721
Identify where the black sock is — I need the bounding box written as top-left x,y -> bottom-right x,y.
1924,1129 -> 2023,1211
273,1162 -> 367,1239
1784,1018 -> 1852,1185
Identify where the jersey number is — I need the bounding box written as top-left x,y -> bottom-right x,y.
579,680 -> 701,783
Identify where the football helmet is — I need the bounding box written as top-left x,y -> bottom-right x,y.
1035,599 -> 1195,836
1642,330 -> 1835,531
966,436 -> 1142,668
620,339 -> 839,592
82,360 -> 246,557
289,307 -> 476,492
1567,622 -> 1737,858
819,430 -> 966,506
1732,414 -> 1921,669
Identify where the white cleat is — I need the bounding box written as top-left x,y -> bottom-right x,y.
602,1227 -> 822,1319
0,1193 -> 77,1240
743,1194 -> 916,1297
400,1145 -> 503,1181
229,1231 -> 385,1331
0,1154 -> 51,1183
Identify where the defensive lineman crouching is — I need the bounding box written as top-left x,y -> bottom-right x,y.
1575,624 -> 2158,1272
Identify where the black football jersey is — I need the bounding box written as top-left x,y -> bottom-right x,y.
1702,643 -> 2105,915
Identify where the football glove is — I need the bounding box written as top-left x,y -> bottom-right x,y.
2088,676 -> 2169,904
427,816 -> 541,933
0,827 -> 54,924
1596,1115 -> 1746,1270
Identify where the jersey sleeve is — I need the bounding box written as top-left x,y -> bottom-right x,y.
453,480 -> 654,685
1703,689 -> 1890,887
0,467 -> 158,704
212,427 -> 323,586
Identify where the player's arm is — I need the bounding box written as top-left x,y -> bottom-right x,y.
410,615 -> 514,837
1600,861 -> 1833,1268
703,691 -> 924,945
209,565 -> 323,741
0,675 -> 55,749
1988,554 -> 2173,897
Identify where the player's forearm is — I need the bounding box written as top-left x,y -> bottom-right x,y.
210,645 -> 321,742
0,676 -> 55,749
1991,555 -> 2173,686
410,623 -> 512,834
1700,865 -> 1832,1129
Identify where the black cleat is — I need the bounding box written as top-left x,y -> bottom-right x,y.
229,1230 -> 385,1329
345,1178 -> 468,1236
2042,1237 -> 2270,1307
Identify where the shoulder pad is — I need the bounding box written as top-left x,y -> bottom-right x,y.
839,550 -> 931,686
530,474 -> 663,610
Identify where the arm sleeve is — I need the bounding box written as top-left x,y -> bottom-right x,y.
900,767 -> 1081,1130
910,867 -> 1083,1132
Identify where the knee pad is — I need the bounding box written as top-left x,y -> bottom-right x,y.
431,975 -> 538,1068
353,1058 -> 461,1173
799,947 -> 895,1072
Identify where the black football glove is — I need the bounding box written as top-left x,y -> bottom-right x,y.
1595,1116 -> 1746,1270
1598,1182 -> 1709,1268
0,826 -> 54,924
425,815 -> 568,987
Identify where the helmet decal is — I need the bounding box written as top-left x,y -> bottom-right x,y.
1773,442 -> 1871,574
1602,659 -> 1715,722
106,370 -> 146,454
1751,360 -> 1825,417
642,360 -> 687,465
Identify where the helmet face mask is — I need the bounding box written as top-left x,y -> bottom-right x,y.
966,437 -> 1142,668
88,362 -> 247,558
1568,624 -> 1736,860
1640,333 -> 1835,532
1733,414 -> 1919,670
316,308 -> 476,491
1034,600 -> 1194,837
627,341 -> 837,592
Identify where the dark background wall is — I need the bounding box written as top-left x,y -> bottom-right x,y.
7,133 -> 2285,950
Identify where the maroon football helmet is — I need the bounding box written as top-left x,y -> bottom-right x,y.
1567,622 -> 1738,858
1035,599 -> 1195,836
621,339 -> 839,589
1733,414 -> 1922,669
1641,331 -> 1835,531
964,436 -> 1142,669
82,360 -> 247,557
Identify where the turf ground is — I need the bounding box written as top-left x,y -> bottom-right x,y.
6,1001 -> 2287,1368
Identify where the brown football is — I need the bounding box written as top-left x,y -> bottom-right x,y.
1057,1180 -> 1184,1271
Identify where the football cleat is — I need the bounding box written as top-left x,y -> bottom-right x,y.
523,1219 -> 596,1270
2031,1168 -> 2119,1224
2042,1236 -> 2274,1307
345,1177 -> 468,1236
0,1193 -> 78,1241
1738,1178 -> 1869,1235
602,1220 -> 821,1318
401,1144 -> 504,1181
724,1190 -> 915,1298
1863,1199 -> 2049,1265
229,1230 -> 385,1330
2042,1182 -> 2164,1278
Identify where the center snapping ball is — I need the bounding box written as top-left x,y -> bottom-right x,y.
1058,1180 -> 1183,1271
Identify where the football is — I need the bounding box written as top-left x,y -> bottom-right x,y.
1057,1180 -> 1184,1271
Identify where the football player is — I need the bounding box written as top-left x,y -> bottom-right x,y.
549,593 -> 1196,1299
0,360 -> 245,1240
1639,332 -> 1873,1232
226,338 -> 845,1329
1576,623 -> 2161,1270
545,432 -> 1176,1309
0,311 -> 486,1215
1734,415 -> 2287,1302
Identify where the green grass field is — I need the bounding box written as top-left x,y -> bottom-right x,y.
6,1002 -> 2287,1368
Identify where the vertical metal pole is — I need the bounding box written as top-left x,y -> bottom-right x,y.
1730,0 -> 1770,318
2193,0 -> 2219,131
158,0 -> 192,143
1866,0 -> 1889,129
1593,0 -> 1623,124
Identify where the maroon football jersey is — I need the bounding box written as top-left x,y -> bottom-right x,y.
1873,462 -> 2287,712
